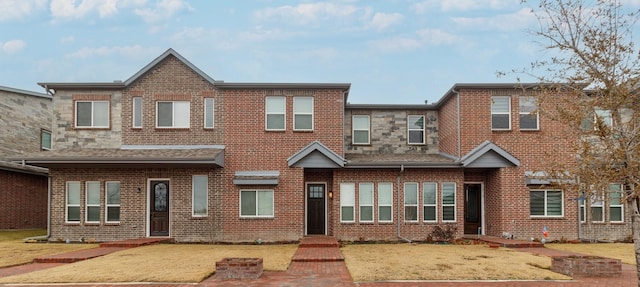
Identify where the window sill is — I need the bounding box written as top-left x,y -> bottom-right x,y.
84,223 -> 100,226
519,129 -> 540,132
64,222 -> 81,226
154,128 -> 191,131
491,129 -> 512,132
293,130 -> 314,133
104,222 -> 120,226
530,216 -> 564,219
239,216 -> 274,219
74,127 -> 111,131
191,216 -> 209,220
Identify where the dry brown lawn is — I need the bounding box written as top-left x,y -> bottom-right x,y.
0,243 -> 297,284
341,243 -> 571,282
0,229 -> 98,268
546,243 -> 635,265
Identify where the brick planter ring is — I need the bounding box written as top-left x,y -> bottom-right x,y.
551,255 -> 621,277
215,257 -> 263,279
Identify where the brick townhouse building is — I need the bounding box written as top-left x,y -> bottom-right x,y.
0,86 -> 51,230
14,48 -> 631,243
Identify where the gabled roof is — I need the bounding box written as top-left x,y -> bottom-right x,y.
37,48 -> 216,90
0,85 -> 50,99
287,141 -> 345,168
460,140 -> 520,168
0,161 -> 48,176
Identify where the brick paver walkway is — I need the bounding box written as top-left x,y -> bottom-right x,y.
0,236 -> 636,287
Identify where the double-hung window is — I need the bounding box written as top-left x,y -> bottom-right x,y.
530,189 -> 563,217
609,184 -> 624,222
240,189 -> 274,217
192,175 -> 208,217
105,181 -> 120,223
132,97 -> 143,128
407,115 -> 425,144
76,101 -> 109,128
293,97 -> 313,131
157,101 -> 190,128
378,183 -> 393,222
442,183 -> 456,221
41,129 -> 51,150
340,183 -> 355,222
359,183 -> 374,222
491,96 -> 511,130
404,182 -> 418,222
519,96 -> 538,130
595,108 -> 613,128
423,183 -> 437,222
204,98 -> 214,129
85,181 -> 101,223
265,97 -> 285,130
352,115 -> 370,145
590,192 -> 604,222
66,181 -> 81,223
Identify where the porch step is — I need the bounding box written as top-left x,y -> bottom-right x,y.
463,235 -> 544,248
293,236 -> 343,262
298,236 -> 340,248
99,237 -> 174,248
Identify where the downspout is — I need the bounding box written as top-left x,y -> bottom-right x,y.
397,164 -> 411,242
47,176 -> 51,239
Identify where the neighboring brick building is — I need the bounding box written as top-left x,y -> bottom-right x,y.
0,86 -> 51,230
15,49 -> 630,242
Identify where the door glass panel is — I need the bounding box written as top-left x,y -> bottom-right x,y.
154,183 -> 168,211
309,185 -> 324,198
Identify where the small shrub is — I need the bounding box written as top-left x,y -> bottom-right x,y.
429,223 -> 458,243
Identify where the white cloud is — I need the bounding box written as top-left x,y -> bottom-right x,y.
1,40 -> 27,54
50,0 -> 147,20
370,29 -> 458,52
134,0 -> 192,24
66,45 -> 149,59
367,12 -> 403,32
0,0 -> 47,21
452,8 -> 536,31
416,29 -> 458,45
60,36 -> 75,44
254,2 -> 366,25
413,0 -> 515,13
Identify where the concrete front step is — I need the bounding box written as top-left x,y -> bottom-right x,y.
292,247 -> 344,262
298,236 -> 340,248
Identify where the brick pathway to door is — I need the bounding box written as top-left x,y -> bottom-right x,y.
0,236 -> 637,287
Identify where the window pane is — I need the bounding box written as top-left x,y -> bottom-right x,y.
360,206 -> 373,221
133,97 -> 143,128
610,184 -> 622,205
610,207 -> 622,222
353,116 -> 369,130
520,114 -> 538,129
257,190 -> 273,216
341,206 -> 354,221
67,207 -> 80,221
157,102 -> 173,127
423,183 -> 436,204
341,183 -> 355,205
193,176 -> 208,216
378,183 -> 392,205
409,130 -> 424,144
267,115 -> 285,130
93,102 -> 109,127
379,206 -> 392,221
442,206 -> 455,221
492,115 -> 510,129
442,184 -> 455,205
408,115 -> 424,129
294,97 -> 313,113
41,130 -> 51,150
404,184 -> 418,204
519,96 -> 536,113
530,191 -> 545,215
491,97 -> 510,113
404,206 -> 417,221
106,182 -> 120,204
76,102 -> 92,126
294,114 -> 312,130
107,207 -> 120,222
359,183 -> 373,205
87,206 -> 100,222
353,130 -> 369,144
547,191 -> 563,216
241,191 -> 256,216
424,206 -> 436,221
86,182 -> 100,204
591,207 -> 603,221
173,101 -> 190,127
67,182 -> 80,205
204,98 -> 214,128
266,97 -> 285,113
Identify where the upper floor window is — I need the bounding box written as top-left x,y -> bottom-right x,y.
132,97 -> 143,128
519,96 -> 538,130
204,98 -> 215,129
293,97 -> 313,131
41,129 -> 51,150
491,96 -> 511,130
157,101 -> 190,128
76,101 -> 109,128
407,115 -> 425,144
265,97 -> 285,131
352,115 -> 370,145
595,108 -> 613,128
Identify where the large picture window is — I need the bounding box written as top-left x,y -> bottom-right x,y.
240,190 -> 274,217
85,181 -> 101,223
378,183 -> 393,222
519,96 -> 538,130
530,189 -> 563,217
491,96 -> 510,130
266,97 -> 285,130
404,182 -> 418,222
359,183 -> 374,222
156,101 -> 190,128
442,183 -> 456,221
407,115 -> 425,144
76,101 -> 109,128
340,183 -> 355,222
352,115 -> 370,145
293,97 -> 313,131
423,182 -> 437,222
192,176 -> 208,216
106,181 -> 121,223
66,181 -> 81,223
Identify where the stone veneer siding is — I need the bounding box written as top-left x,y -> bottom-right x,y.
0,90 -> 52,157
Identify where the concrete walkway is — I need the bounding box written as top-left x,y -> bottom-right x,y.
0,236 -> 637,287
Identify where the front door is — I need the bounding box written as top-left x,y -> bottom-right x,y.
464,184 -> 482,235
306,184 -> 326,235
150,180 -> 170,236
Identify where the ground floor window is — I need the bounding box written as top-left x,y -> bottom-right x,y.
530,189 -> 563,217
85,181 -> 101,223
66,181 -> 81,223
609,184 -> 624,222
240,189 -> 274,217
378,183 -> 393,222
580,183 -> 624,223
423,182 -> 437,222
192,175 -> 208,217
340,183 -> 355,222
442,183 -> 456,221
106,181 -> 121,223
404,183 -> 419,222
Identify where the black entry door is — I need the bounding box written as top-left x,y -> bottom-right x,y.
150,180 -> 170,236
306,184 -> 325,235
464,184 -> 482,235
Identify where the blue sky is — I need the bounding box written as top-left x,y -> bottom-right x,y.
1,0 -> 639,104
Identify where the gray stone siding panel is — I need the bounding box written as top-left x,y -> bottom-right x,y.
0,91 -> 52,157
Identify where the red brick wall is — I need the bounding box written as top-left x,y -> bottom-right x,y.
0,170 -> 48,229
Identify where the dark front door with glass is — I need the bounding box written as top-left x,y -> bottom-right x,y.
306,184 -> 325,235
150,180 -> 170,236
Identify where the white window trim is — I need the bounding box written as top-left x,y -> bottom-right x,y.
105,181 -> 120,223
132,97 -> 143,128
423,182 -> 438,223
192,175 -> 208,217
442,182 -> 456,222
407,115 -> 425,145
378,182 -> 393,223
156,101 -> 190,128
41,129 -> 51,151
293,97 -> 314,131
491,96 -> 511,130
85,181 -> 101,223
204,98 -> 214,129
590,193 -> 605,223
530,189 -> 564,218
610,184 -> 624,223
265,96 -> 286,131
352,115 -> 370,145
75,100 -> 110,128
340,183 -> 356,223
66,181 -> 81,223
404,182 -> 419,222
359,183 -> 374,223
239,189 -> 274,218
519,96 -> 539,131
